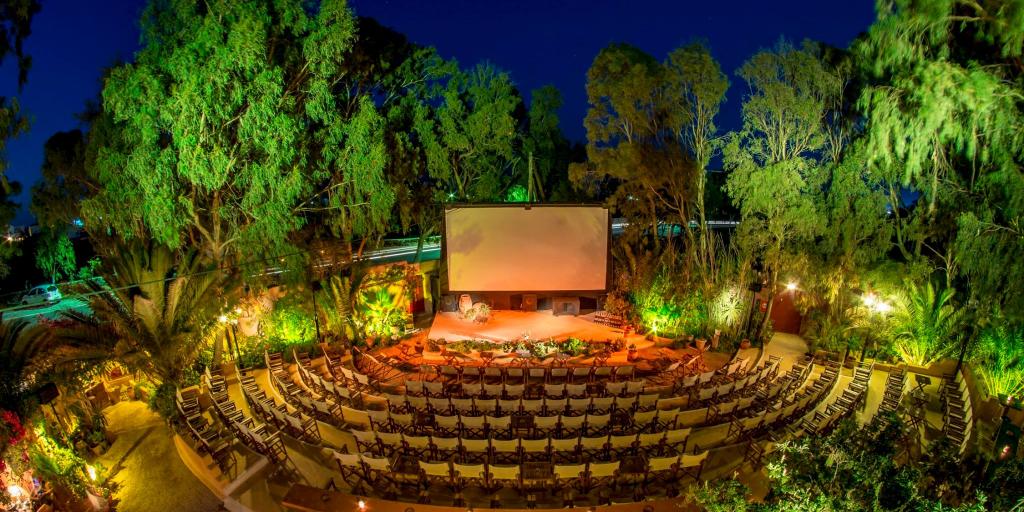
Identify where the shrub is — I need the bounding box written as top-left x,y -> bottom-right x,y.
973,322 -> 1024,400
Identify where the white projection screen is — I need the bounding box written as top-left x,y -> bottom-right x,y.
444,206 -> 610,292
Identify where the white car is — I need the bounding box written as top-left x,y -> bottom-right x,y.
20,284 -> 62,306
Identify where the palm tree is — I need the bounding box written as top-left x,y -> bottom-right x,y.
0,319 -> 56,413
57,243 -> 233,385
887,282 -> 963,367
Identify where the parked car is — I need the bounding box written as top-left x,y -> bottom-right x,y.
20,284 -> 62,306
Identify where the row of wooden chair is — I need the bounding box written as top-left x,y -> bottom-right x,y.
350,428 -> 695,463
384,392 -> 660,417
422,364 -> 637,385
942,370 -> 973,455
331,450 -> 709,505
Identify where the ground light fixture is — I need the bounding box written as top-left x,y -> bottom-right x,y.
786,282 -> 798,291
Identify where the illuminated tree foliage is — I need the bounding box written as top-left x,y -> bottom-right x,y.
887,281 -> 963,367
666,42 -> 729,286
414,62 -> 521,202
972,321 -> 1024,399
573,43 -> 695,258
857,0 -> 1024,315
85,0 -> 374,264
725,41 -> 842,331
34,228 -> 75,283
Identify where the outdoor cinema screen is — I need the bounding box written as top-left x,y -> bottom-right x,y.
444,205 -> 609,292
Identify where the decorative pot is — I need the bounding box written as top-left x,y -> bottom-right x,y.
740,338 -> 751,349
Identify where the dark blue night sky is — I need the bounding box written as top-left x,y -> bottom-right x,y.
1,0 -> 875,225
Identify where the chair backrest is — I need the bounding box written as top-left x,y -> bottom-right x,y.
451,398 -> 473,413
679,450 -> 709,468
461,438 -> 489,452
569,397 -> 592,412
616,366 -> 635,379
550,368 -> 569,379
566,384 -> 588,397
431,436 -> 459,450
491,438 -> 519,452
485,367 -> 503,378
639,432 -> 665,447
484,384 -> 504,396
405,434 -> 431,449
648,455 -> 679,472
535,415 -> 560,429
477,398 -> 499,414
665,428 -> 691,445
435,415 -> 460,429
594,366 -> 613,378
554,463 -> 586,479
454,463 -> 487,480
587,414 -> 610,429
334,451 -> 361,469
561,415 -> 586,429
419,460 -> 451,477
529,368 -> 547,378
551,437 -> 580,452
521,399 -> 543,413
489,464 -> 520,481
461,415 -> 486,428
521,438 -> 549,453
573,367 -> 591,378
489,415 -> 512,428
360,454 -> 391,471
505,384 -> 526,397
605,382 -> 626,395
610,434 -> 637,448
589,461 -> 620,477
545,383 -> 566,396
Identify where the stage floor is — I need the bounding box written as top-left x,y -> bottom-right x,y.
427,310 -> 646,343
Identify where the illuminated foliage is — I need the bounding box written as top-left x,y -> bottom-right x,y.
85,0 -> 365,263
54,243 -> 232,386
415,63 -> 521,202
972,322 -> 1024,399
34,229 -> 75,283
857,0 -> 1024,317
886,282 -> 963,367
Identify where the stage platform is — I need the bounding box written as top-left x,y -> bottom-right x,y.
427,310 -> 646,344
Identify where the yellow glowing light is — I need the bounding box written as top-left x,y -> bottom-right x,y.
786,282 -> 798,291
7,485 -> 24,498
874,301 -> 892,314
218,314 -> 228,323
87,465 -> 97,481
358,500 -> 367,511
863,293 -> 877,307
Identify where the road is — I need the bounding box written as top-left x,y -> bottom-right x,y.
1,297 -> 92,323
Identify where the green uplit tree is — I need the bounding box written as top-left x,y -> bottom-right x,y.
666,41 -> 729,287
857,0 -> 1024,317
414,62 -> 521,202
573,43 -> 695,261
725,40 -> 842,338
34,228 -> 75,283
85,0 -> 362,264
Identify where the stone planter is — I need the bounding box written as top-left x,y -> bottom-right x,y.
739,339 -> 751,349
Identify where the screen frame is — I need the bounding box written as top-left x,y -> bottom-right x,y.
441,203 -> 612,293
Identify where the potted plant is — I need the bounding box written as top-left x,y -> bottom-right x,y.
627,343 -> 638,362
740,338 -> 751,349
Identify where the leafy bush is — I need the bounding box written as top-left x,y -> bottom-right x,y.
887,282 -> 963,367
28,434 -> 89,499
148,382 -> 178,420
972,322 -> 1024,400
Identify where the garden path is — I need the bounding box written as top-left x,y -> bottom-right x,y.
99,401 -> 222,512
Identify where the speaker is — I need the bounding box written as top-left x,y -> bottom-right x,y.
441,294 -> 459,313
522,294 -> 537,312
37,382 -> 60,405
